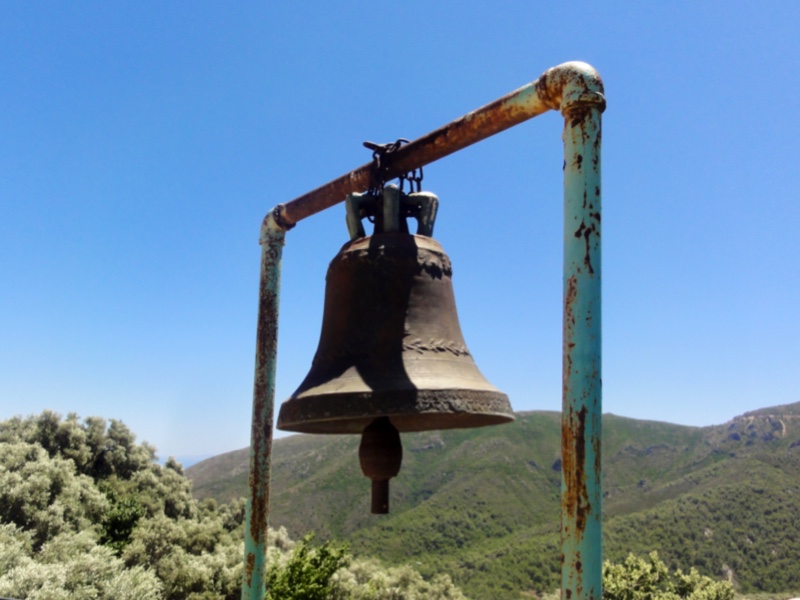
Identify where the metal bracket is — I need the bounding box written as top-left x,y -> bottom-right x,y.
345,186 -> 439,241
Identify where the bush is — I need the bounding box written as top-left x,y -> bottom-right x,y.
603,552 -> 734,600
0,411 -> 469,600
265,534 -> 350,600
331,558 -> 468,600
0,525 -> 163,600
0,412 -> 241,600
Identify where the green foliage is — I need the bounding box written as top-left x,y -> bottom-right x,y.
330,558 -> 468,599
0,524 -> 163,600
603,464 -> 800,593
12,406 -> 800,599
260,528 -> 468,600
265,534 -> 350,600
0,440 -> 108,548
1,410 -> 462,600
603,552 -> 734,600
99,481 -> 147,554
0,411 -> 242,600
120,513 -> 242,599
187,406 -> 800,599
0,411 -> 156,481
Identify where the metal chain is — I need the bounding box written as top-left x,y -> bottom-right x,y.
404,164 -> 424,194
362,138 -> 423,195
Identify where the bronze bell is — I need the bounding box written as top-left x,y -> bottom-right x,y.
277,186 -> 513,512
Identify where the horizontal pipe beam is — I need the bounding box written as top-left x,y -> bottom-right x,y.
274,61 -> 605,228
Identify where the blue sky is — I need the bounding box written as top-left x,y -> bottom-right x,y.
1,2 -> 798,460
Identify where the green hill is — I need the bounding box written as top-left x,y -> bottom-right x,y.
186,403 -> 800,598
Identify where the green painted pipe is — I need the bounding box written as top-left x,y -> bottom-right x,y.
241,208 -> 288,600
558,68 -> 604,600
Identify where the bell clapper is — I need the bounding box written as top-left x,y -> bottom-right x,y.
359,417 -> 403,514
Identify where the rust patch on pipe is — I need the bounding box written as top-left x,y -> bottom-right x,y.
590,130 -> 601,171
534,74 -> 557,110
571,219 -> 597,276
569,107 -> 593,131
565,275 -> 578,327
562,405 -> 590,534
245,552 -> 256,587
563,274 -> 578,404
593,411 -> 602,484
563,271 -> 592,542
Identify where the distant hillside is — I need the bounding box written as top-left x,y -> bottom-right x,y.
187,403 -> 800,599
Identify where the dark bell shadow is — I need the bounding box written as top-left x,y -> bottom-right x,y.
291,231 -> 418,399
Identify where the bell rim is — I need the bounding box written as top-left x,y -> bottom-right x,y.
277,389 -> 514,434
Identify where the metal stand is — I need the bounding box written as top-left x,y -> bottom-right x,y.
242,61 -> 605,600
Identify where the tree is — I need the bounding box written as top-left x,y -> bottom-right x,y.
602,552 -> 734,600
99,481 -> 147,554
265,534 -> 350,600
0,441 -> 107,548
0,411 -> 470,600
0,412 -> 243,600
0,525 -> 163,600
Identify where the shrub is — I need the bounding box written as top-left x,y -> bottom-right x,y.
603,552 -> 734,600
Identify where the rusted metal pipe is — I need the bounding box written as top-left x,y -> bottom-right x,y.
241,207 -> 287,600
276,61 -> 604,227
559,69 -> 604,600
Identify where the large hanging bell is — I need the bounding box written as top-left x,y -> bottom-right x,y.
277,186 -> 513,512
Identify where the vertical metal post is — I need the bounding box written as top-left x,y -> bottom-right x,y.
242,208 -> 288,600
560,94 -> 603,599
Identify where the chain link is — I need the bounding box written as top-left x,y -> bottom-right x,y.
362,138 -> 423,195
